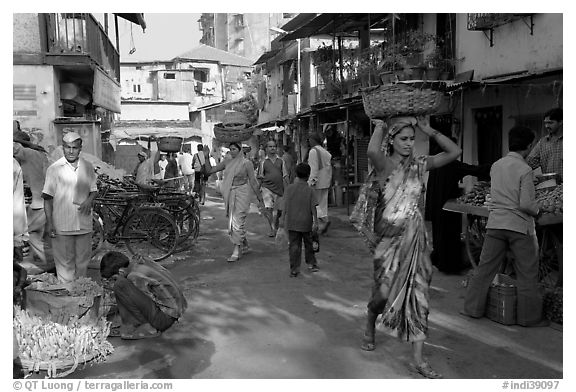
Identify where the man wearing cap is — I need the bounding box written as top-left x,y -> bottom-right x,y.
13,124 -> 52,272
307,132 -> 333,234
42,132 -> 98,283
135,150 -> 162,187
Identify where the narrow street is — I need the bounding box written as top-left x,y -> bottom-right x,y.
71,183 -> 563,379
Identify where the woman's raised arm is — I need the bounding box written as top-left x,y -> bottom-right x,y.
367,119 -> 388,172
417,116 -> 462,171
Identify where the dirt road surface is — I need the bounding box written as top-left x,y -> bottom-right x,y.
67,184 -> 562,380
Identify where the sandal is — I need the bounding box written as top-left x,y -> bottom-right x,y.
108,327 -> 121,338
411,362 -> 443,379
227,254 -> 240,263
360,333 -> 375,351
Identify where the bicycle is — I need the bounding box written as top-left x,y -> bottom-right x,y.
134,182 -> 200,245
92,192 -> 179,261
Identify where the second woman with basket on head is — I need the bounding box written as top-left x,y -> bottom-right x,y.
350,115 -> 461,379
205,142 -> 264,262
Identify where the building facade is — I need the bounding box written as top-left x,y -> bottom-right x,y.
13,13 -> 145,158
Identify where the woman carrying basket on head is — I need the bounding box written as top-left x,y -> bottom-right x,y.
206,142 -> 264,262
350,115 -> 461,379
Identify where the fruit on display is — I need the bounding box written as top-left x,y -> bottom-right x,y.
456,181 -> 490,206
13,306 -> 113,377
536,184 -> 563,215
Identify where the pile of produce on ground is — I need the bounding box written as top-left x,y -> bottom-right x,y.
536,185 -> 563,216
14,306 -> 113,378
543,287 -> 562,325
456,181 -> 490,206
28,274 -> 104,297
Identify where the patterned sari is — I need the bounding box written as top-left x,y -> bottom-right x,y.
351,155 -> 433,342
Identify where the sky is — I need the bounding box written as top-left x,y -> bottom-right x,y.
117,13 -> 203,62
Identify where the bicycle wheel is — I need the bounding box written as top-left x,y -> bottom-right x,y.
161,195 -> 200,243
464,214 -> 487,269
123,209 -> 178,261
174,204 -> 200,242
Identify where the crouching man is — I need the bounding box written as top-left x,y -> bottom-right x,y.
100,252 -> 187,340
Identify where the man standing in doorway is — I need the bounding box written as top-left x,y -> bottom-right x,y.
258,140 -> 289,237
42,132 -> 98,283
307,132 -> 332,235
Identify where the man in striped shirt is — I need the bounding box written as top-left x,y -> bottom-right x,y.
526,108 -> 562,180
42,132 -> 97,283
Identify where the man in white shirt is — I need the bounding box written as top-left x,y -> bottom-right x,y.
307,132 -> 333,234
158,153 -> 168,179
178,145 -> 195,193
42,132 -> 98,283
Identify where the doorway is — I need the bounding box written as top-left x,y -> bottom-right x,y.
474,106 -> 503,166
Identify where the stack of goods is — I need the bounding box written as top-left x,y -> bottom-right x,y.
543,287 -> 563,325
213,111 -> 254,143
96,173 -> 139,197
536,184 -> 562,216
456,181 -> 490,206
14,306 -> 113,378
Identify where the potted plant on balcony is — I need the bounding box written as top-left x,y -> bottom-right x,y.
379,30 -> 437,82
425,46 -> 464,81
424,46 -> 444,80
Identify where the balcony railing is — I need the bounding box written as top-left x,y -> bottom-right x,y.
46,13 -> 120,82
467,13 -> 527,31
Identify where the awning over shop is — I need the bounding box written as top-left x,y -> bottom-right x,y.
280,13 -> 392,41
111,120 -> 203,141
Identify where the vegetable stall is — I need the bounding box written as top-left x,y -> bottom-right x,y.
443,181 -> 563,325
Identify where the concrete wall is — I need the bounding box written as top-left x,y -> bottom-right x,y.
13,13 -> 42,53
456,14 -> 563,79
461,75 -> 562,166
13,65 -> 59,152
121,62 -> 225,109
257,66 -> 284,124
120,103 -> 190,121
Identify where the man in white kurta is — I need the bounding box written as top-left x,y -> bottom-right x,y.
42,132 -> 98,283
307,132 -> 333,234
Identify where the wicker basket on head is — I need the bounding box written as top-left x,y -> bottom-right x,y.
361,83 -> 445,119
157,136 -> 183,152
222,112 -> 251,129
213,123 -> 254,143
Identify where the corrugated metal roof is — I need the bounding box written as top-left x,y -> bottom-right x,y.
280,13 -> 318,32
175,44 -> 254,67
253,49 -> 281,65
